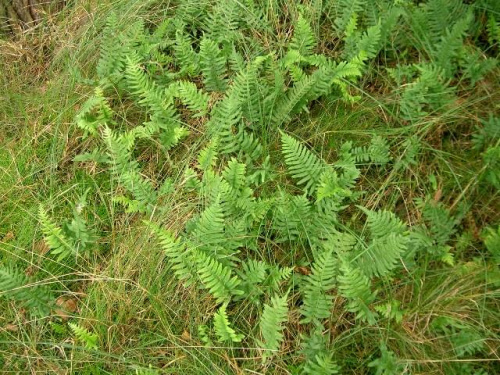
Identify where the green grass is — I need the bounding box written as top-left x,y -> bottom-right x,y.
1,0 -> 500,373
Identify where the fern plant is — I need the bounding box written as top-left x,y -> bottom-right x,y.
355,207 -> 408,278
281,132 -> 326,196
199,37 -> 227,92
213,303 -> 244,343
69,322 -> 99,350
39,205 -> 75,261
300,249 -> 337,325
258,293 -> 289,360
0,265 -> 52,317
338,259 -> 377,324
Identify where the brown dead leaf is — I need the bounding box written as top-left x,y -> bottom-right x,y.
5,323 -> 18,332
295,266 -> 311,275
433,188 -> 442,203
54,297 -> 78,320
181,330 -> 191,341
33,240 -> 50,255
2,231 -> 15,242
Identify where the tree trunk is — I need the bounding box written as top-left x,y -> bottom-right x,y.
0,0 -> 65,35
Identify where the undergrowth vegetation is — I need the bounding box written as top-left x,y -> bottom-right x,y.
0,0 -> 499,373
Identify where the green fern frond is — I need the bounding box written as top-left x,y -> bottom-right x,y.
190,201 -> 226,250
174,28 -> 199,75
472,115 -> 500,150
259,294 -> 289,360
290,13 -> 316,56
281,132 -> 325,195
222,158 -> 247,191
487,14 -> 500,46
303,353 -> 341,375
197,139 -> 219,172
272,74 -> 316,126
103,126 -> 134,173
272,193 -> 313,242
146,222 -> 197,286
375,300 -> 405,324
204,0 -> 241,44
483,225 -> 500,265
69,322 -> 98,350
237,258 -> 268,301
125,55 -> 176,118
213,303 -> 244,343
199,38 -> 227,92
356,207 -> 408,277
368,342 -> 402,375
196,252 -> 243,304
207,93 -> 242,154
0,265 -> 52,317
39,205 -> 74,261
75,87 -> 113,137
172,80 -> 210,116
334,0 -> 365,35
359,207 -> 406,239
338,260 -> 377,324
433,11 -> 473,79
97,14 -> 127,83
300,249 -> 336,324
103,127 -> 157,211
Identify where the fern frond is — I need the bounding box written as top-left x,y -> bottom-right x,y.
237,258 -> 268,301
303,353 -> 341,375
290,13 -> 316,56
69,322 -> 98,350
368,342 -> 401,375
97,14 -> 127,83
272,193 -> 313,242
433,11 -> 473,79
75,87 -> 113,137
271,74 -> 316,126
483,225 -> 500,265
213,303 -> 244,343
300,249 -> 337,324
359,207 -> 406,239
0,265 -> 52,317
196,252 -> 243,304
207,93 -> 242,154
39,205 -> 74,261
174,28 -> 199,75
197,139 -> 219,172
281,132 -> 325,195
222,158 -> 247,191
259,294 -> 289,359
356,207 -> 408,277
338,260 -> 377,324
300,327 -> 340,374
199,38 -> 227,92
190,201 -> 226,250
172,80 -> 210,116
146,222 -> 197,286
